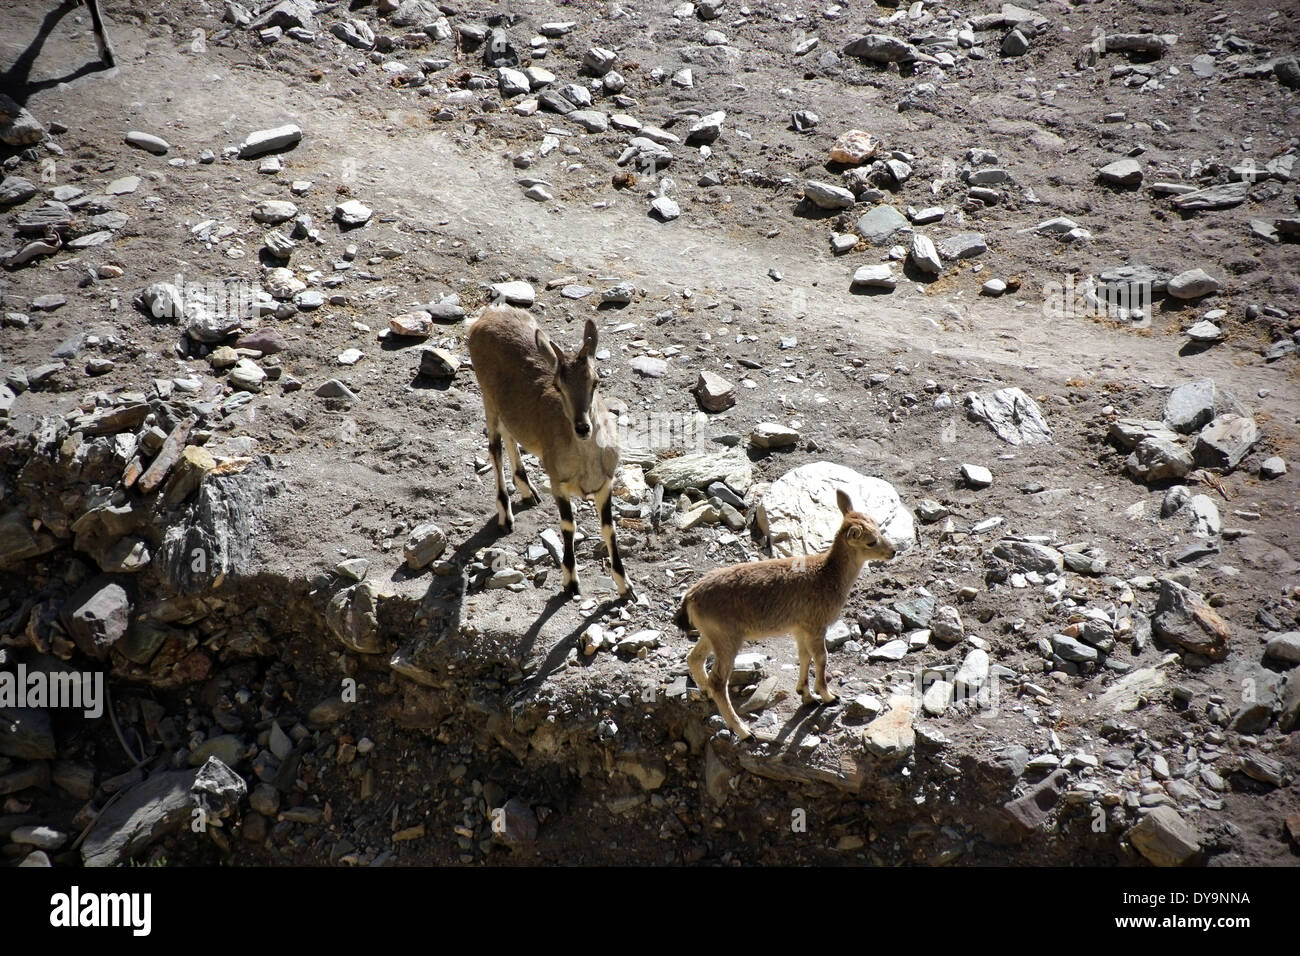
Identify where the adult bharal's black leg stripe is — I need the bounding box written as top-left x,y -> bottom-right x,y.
600,494 -> 625,577
556,496 -> 576,576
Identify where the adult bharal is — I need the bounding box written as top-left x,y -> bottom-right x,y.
466,305 -> 634,601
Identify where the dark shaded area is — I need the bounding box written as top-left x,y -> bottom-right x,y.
0,0 -> 113,106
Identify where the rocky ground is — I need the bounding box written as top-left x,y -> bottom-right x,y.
0,0 -> 1298,868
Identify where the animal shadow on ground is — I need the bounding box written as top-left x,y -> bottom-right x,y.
1,1 -> 113,104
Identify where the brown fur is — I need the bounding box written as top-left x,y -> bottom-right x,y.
466,306 -> 633,599
676,489 -> 895,739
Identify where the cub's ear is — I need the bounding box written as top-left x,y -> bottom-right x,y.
580,318 -> 599,358
836,488 -> 853,516
536,327 -> 563,366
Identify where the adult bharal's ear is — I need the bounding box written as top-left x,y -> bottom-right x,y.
836,488 -> 853,516
580,318 -> 598,358
536,327 -> 562,366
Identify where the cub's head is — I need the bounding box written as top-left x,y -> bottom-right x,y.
835,488 -> 896,561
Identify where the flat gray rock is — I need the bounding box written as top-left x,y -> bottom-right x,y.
937,232 -> 987,260
855,205 -> 909,244
965,387 -> 1051,445
1171,181 -> 1248,211
82,770 -> 199,867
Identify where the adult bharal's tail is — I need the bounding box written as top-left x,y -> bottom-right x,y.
673,599 -> 692,632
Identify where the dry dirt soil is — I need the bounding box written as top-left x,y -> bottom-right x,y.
0,0 -> 1298,868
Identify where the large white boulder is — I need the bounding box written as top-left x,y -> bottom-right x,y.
756,462 -> 915,557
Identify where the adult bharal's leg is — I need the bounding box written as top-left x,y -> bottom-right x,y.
555,494 -> 578,593
504,434 -> 537,501
595,485 -> 633,599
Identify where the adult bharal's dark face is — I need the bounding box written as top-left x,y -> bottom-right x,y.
555,356 -> 597,439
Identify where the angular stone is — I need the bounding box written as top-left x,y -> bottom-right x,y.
1052,634 -> 1098,663
64,581 -> 130,660
334,200 -> 372,226
1099,158 -> 1143,188
1171,181 -> 1248,211
804,180 -> 855,210
389,311 -> 433,338
1192,414 -> 1257,470
855,205 -> 909,244
1153,579 -> 1229,660
749,422 -> 800,449
843,34 -> 918,63
404,523 -> 447,570
647,449 -> 753,493
1126,437 -> 1192,484
649,195 -> 680,221
490,281 -> 534,306
1164,379 -> 1216,433
862,694 -> 917,758
1002,770 -> 1068,832
965,387 -> 1051,445
1109,419 -> 1180,451
937,232 -> 987,260
961,463 -> 992,488
829,129 -> 882,165
993,539 -> 1064,573
82,770 -> 199,866
1128,806 -> 1200,867
909,233 -> 942,276
693,371 -> 735,412
419,347 -> 459,378
851,264 -> 897,290
138,416 -> 198,493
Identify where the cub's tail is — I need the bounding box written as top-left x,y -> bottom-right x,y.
673,598 -> 693,632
